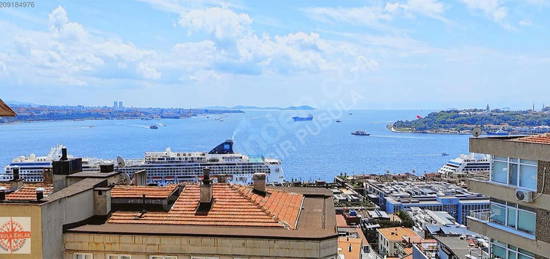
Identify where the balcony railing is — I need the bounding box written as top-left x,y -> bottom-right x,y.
468,209 -> 490,222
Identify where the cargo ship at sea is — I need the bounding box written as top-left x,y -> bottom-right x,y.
1,141 -> 284,185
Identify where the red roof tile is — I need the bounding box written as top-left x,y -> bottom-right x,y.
1,183 -> 54,201
111,185 -> 178,199
512,134 -> 550,144
108,183 -> 304,229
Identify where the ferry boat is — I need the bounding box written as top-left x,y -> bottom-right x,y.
149,125 -> 159,129
486,129 -> 509,136
438,153 -> 491,177
1,141 -> 284,185
292,115 -> 313,121
351,130 -> 370,136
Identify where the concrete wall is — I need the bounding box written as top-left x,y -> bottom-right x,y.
0,204 -> 43,259
469,137 -> 550,162
42,189 -> 96,259
64,233 -> 338,259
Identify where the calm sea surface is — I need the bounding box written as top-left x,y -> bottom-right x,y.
0,110 -> 470,181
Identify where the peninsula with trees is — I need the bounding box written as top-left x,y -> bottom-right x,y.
390,107 -> 550,135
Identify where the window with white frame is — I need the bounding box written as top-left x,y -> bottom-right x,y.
491,239 -> 535,259
149,256 -> 177,259
491,156 -> 537,190
490,200 -> 536,235
73,253 -> 93,259
107,255 -> 131,259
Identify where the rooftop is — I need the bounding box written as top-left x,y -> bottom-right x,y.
338,236 -> 362,259
67,184 -> 337,239
111,184 -> 179,199
512,133 -> 550,144
377,227 -> 421,243
108,183 -> 303,229
0,99 -> 15,116
0,182 -> 53,201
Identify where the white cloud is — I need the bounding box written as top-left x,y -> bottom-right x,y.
460,0 -> 508,23
306,0 -> 448,28
178,7 -> 252,40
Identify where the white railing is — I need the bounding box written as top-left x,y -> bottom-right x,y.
468,209 -> 491,222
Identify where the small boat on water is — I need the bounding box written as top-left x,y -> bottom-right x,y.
292,115 -> 313,121
487,129 -> 509,136
351,130 -> 370,136
336,120 -> 342,123
149,125 -> 159,129
441,152 -> 449,156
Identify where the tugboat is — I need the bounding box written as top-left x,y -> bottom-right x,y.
336,120 -> 342,123
351,130 -> 370,136
149,125 -> 159,129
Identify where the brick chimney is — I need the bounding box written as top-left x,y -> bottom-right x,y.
253,173 -> 266,194
43,168 -> 53,185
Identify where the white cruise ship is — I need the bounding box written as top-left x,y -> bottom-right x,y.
438,153 -> 491,177
2,140 -> 284,185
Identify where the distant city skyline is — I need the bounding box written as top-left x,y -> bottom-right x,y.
1,0 -> 550,109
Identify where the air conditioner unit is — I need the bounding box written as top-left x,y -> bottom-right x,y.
515,189 -> 534,203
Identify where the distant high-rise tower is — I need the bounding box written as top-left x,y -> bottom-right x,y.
118,101 -> 123,109
486,104 -> 490,112
113,101 -> 118,109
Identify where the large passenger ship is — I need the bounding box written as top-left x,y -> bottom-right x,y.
1,140 -> 284,185
438,153 -> 491,178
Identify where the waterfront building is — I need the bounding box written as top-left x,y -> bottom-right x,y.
0,150 -> 337,258
365,181 -> 489,225
467,134 -> 550,259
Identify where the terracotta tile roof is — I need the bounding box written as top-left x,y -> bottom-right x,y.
377,227 -> 421,242
1,183 -> 54,201
0,99 -> 15,116
111,185 -> 179,199
108,183 -> 304,229
512,134 -> 550,144
338,236 -> 362,259
336,214 -> 349,228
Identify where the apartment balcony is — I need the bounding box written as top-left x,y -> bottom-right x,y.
467,179 -> 550,210
467,210 -> 550,256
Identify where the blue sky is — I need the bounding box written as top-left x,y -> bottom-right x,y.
1,0 -> 550,109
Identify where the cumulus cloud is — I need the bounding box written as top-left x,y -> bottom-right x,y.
178,7 -> 252,40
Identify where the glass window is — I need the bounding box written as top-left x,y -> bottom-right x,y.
492,161 -> 508,184
520,159 -> 537,166
507,206 -> 517,228
517,210 -> 536,234
491,202 -> 506,225
519,164 -> 537,190
509,163 -> 518,186
74,254 -> 93,259
508,250 -> 517,259
492,243 -> 506,259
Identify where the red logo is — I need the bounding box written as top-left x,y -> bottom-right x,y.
0,217 -> 31,254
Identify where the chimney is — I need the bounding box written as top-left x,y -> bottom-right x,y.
12,167 -> 20,181
252,173 -> 266,194
0,187 -> 6,201
200,168 -> 213,204
36,187 -> 44,201
100,163 -> 114,173
61,147 -> 68,160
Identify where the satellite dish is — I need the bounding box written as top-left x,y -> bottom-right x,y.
117,156 -> 126,167
472,127 -> 482,138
